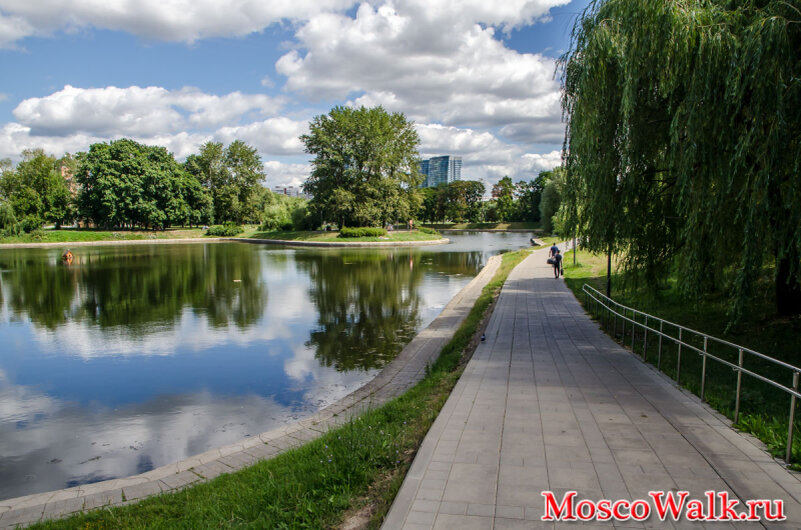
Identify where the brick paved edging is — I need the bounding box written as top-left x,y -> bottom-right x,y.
0,254 -> 502,528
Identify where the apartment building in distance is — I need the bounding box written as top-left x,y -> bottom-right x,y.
272,185 -> 310,199
419,155 -> 462,187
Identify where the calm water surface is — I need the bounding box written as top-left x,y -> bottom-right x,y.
0,232 -> 533,499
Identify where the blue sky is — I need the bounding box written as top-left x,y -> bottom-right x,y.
0,0 -> 590,187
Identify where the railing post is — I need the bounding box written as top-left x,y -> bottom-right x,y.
701,336 -> 708,401
657,320 -> 664,371
642,315 -> 648,362
631,310 -> 636,351
734,348 -> 743,424
786,372 -> 799,465
613,304 -> 618,339
621,308 -> 625,342
676,328 -> 683,384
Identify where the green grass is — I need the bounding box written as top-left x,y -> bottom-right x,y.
32,249 -> 532,529
562,248 -> 801,467
0,226 -> 268,245
249,229 -> 443,243
421,222 -> 540,230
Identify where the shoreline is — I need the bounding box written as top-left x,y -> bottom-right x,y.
0,253 -> 502,526
0,236 -> 450,250
436,228 -> 539,233
234,237 -> 449,247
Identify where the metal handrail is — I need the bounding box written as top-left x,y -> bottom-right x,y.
581,283 -> 801,465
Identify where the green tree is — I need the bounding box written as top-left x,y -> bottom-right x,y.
0,149 -> 74,229
77,139 -> 202,229
514,176 -> 547,223
539,168 -> 566,234
301,106 -> 422,227
560,0 -> 801,318
491,176 -> 515,222
185,140 -> 266,224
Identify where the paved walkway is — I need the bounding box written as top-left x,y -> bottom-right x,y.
384,249 -> 801,529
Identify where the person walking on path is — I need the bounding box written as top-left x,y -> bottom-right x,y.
548,244 -> 563,278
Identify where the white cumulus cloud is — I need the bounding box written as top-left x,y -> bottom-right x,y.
13,85 -> 284,137
277,0 -> 566,147
263,161 -> 311,188
216,117 -> 308,157
0,0 -> 357,46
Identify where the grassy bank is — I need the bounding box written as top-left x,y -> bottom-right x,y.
0,226 -> 442,246
249,229 -> 443,243
0,226 -> 269,245
33,249 -> 532,529
421,222 -> 540,231
0,227 -> 208,244
562,248 -> 801,467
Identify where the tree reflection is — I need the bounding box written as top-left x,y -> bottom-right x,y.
296,250 -> 423,371
0,243 -> 266,332
296,249 -> 484,372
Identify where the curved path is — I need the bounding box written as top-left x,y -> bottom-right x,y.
0,255 -> 499,528
384,248 -> 801,529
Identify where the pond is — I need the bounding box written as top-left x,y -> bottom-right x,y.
0,231 -> 534,500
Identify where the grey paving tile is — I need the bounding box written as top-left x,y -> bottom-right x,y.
383,249 -> 801,528
433,513 -> 493,530
121,480 -> 164,502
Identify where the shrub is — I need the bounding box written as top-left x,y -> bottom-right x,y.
206,222 -> 243,237
338,227 -> 387,238
291,204 -> 317,231
261,202 -> 293,231
417,226 -> 439,235
21,215 -> 43,234
0,202 -> 20,236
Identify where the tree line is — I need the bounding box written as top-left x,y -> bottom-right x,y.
417,169 -> 564,228
300,105 -> 560,228
0,139 -> 288,234
560,0 -> 801,317
1,104 -> 564,237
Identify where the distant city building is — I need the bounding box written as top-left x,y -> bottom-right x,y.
272,185 -> 310,199
419,159 -> 429,181
60,164 -> 77,197
419,155 -> 462,187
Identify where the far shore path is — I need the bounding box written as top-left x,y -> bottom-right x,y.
383,247 -> 801,529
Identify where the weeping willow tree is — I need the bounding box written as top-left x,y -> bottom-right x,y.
560,0 -> 801,319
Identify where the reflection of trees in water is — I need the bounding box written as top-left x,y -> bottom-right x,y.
295,249 -> 484,372
296,250 -> 425,372
0,244 -> 266,332
418,250 -> 484,276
